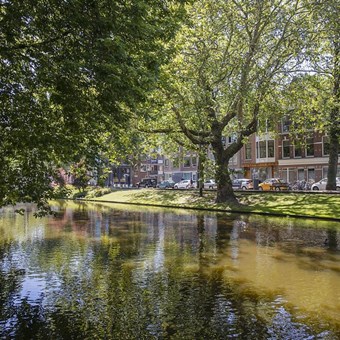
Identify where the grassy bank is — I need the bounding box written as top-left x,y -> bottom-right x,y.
90,189 -> 340,221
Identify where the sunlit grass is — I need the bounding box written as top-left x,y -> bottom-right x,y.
240,193 -> 340,219
92,189 -> 340,220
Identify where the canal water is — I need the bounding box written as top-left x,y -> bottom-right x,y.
0,201 -> 340,339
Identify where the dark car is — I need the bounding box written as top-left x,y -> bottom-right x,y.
157,180 -> 175,189
136,178 -> 157,188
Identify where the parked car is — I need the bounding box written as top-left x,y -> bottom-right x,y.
136,178 -> 157,188
174,180 -> 192,189
311,177 -> 340,191
157,180 -> 175,189
259,178 -> 289,191
241,179 -> 254,190
204,180 -> 216,189
232,178 -> 251,190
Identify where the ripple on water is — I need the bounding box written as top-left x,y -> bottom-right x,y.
1,203 -> 340,339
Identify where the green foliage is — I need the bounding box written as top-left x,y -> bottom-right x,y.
70,161 -> 91,192
0,0 -> 187,211
88,187 -> 112,198
141,0 -> 313,203
53,185 -> 72,199
281,74 -> 331,138
71,190 -> 88,199
61,185 -> 112,200
286,0 -> 340,189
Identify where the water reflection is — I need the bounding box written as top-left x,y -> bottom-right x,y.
0,201 -> 339,339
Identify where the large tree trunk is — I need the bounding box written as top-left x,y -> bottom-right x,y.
212,140 -> 238,204
198,149 -> 206,197
215,161 -> 238,204
326,40 -> 339,190
210,117 -> 257,205
326,126 -> 339,190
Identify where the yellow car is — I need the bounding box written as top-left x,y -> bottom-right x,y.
259,178 -> 289,191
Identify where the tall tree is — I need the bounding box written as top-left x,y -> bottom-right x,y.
145,0 -> 311,204
311,0 -> 340,190
281,0 -> 340,190
0,0 -> 186,212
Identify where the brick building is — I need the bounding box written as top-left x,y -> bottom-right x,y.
241,118 -> 339,183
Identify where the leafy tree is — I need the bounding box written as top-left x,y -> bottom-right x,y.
280,74 -> 328,141
70,161 -> 92,192
280,0 -> 339,189
310,0 -> 340,190
0,0 -> 187,211
145,0 -> 311,204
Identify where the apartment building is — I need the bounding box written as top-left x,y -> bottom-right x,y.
163,153 -> 198,183
276,132 -> 336,184
241,118 -> 340,183
131,153 -> 198,185
133,156 -> 163,185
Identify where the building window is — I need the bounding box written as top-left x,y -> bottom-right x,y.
256,140 -> 275,159
268,140 -> 274,157
183,157 -> 191,167
164,159 -> 169,167
294,144 -> 302,158
307,168 -> 315,180
323,166 -> 328,178
289,168 -> 297,183
282,140 -> 290,158
281,168 -> 288,182
257,141 -> 266,158
228,135 -> 237,143
323,136 -> 330,156
306,138 -> 314,157
298,168 -> 305,181
282,116 -> 291,132
191,157 -> 197,166
245,143 -> 251,160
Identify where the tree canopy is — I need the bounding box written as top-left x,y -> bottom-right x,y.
0,0 -> 186,212
1,0 -> 339,210
311,0 -> 339,190
141,0 -> 313,203
278,0 -> 340,189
